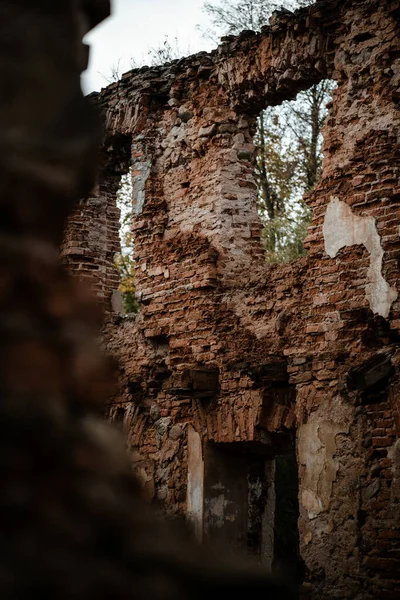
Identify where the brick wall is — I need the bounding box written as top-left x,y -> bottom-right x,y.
64,0 -> 400,597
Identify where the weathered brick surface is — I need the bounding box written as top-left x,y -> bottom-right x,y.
64,0 -> 400,598
61,135 -> 131,310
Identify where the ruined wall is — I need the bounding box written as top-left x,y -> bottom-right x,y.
1,3 -> 298,600
64,0 -> 400,598
61,134 -> 131,310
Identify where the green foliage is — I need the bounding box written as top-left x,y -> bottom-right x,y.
262,208 -> 311,264
114,232 -> 139,314
255,110 -> 303,220
254,105 -> 314,263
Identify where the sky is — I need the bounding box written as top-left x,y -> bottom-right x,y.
83,0 -> 216,94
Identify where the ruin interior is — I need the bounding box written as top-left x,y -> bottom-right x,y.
62,0 -> 400,597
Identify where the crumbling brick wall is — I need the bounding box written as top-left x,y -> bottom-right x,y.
64,0 -> 400,598
61,133 -> 132,310
1,2 -> 297,600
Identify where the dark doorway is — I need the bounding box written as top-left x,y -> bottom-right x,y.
203,443 -> 274,567
202,442 -> 301,578
273,450 -> 302,582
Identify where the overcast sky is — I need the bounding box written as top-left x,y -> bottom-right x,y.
82,0 -> 216,94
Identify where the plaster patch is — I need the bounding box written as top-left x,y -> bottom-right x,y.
132,144 -> 151,215
187,426 -> 204,541
323,196 -> 397,318
298,405 -> 350,520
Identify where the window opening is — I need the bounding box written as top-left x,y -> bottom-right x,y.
255,80 -> 335,263
114,171 -> 140,315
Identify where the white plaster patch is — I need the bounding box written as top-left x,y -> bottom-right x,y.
132,155 -> 151,215
187,426 -> 204,541
301,488 -> 324,520
323,196 -> 397,318
298,402 -> 350,520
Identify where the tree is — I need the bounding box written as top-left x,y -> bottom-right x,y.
202,0 -> 333,263
114,173 -> 139,314
255,110 -> 310,263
